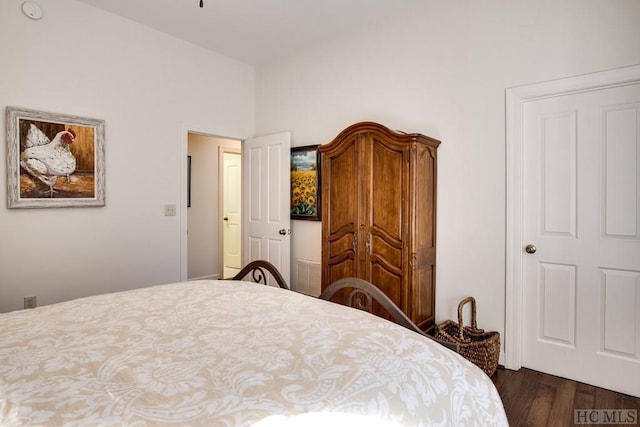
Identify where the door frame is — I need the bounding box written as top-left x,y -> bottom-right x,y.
505,64 -> 640,370
219,146 -> 242,277
180,126 -> 247,282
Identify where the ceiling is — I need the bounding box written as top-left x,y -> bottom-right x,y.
75,0 -> 413,65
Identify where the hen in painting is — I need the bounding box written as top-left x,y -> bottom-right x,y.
20,124 -> 77,197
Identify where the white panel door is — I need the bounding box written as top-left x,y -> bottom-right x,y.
242,133 -> 291,285
223,151 -> 242,273
522,83 -> 640,396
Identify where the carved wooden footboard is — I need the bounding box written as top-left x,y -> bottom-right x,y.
231,260 -> 289,289
320,277 -> 459,352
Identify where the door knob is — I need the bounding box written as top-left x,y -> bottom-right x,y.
525,244 -> 537,254
223,217 -> 229,221
278,229 -> 291,235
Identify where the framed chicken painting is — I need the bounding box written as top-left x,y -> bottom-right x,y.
6,107 -> 105,208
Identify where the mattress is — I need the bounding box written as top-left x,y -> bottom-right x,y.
0,280 -> 508,426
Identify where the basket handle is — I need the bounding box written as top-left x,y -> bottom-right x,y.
457,296 -> 478,340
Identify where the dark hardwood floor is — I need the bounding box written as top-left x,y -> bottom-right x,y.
491,367 -> 640,426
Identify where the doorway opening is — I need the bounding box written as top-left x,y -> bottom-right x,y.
187,132 -> 241,280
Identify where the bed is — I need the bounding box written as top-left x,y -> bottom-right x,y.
0,280 -> 508,426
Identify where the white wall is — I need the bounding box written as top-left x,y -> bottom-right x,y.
0,0 -> 254,312
255,0 -> 640,341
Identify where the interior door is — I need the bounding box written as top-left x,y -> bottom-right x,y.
242,132 -> 291,285
222,151 -> 241,277
521,82 -> 640,397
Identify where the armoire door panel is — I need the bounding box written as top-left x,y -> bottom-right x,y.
368,253 -> 403,279
327,259 -> 356,283
370,263 -> 403,306
323,135 -> 360,284
327,233 -> 356,260
370,138 -> 404,242
369,234 -> 402,272
327,152 -> 359,234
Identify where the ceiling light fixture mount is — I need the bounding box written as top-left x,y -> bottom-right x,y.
21,1 -> 43,20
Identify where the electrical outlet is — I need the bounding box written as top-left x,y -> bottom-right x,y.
164,204 -> 176,216
24,295 -> 37,309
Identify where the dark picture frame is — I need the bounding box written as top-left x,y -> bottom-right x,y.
290,145 -> 321,221
187,155 -> 192,208
6,107 -> 105,208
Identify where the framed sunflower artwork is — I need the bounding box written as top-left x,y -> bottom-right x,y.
290,145 -> 321,221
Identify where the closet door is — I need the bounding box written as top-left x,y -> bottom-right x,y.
365,134 -> 407,307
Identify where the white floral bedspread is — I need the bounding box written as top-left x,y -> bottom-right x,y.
0,280 -> 508,426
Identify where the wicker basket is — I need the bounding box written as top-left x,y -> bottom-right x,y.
435,297 -> 500,376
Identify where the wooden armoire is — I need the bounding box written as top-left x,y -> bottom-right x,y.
320,122 -> 440,332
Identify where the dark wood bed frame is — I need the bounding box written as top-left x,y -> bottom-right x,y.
232,263 -> 457,352
231,260 -> 289,289
320,277 -> 459,353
